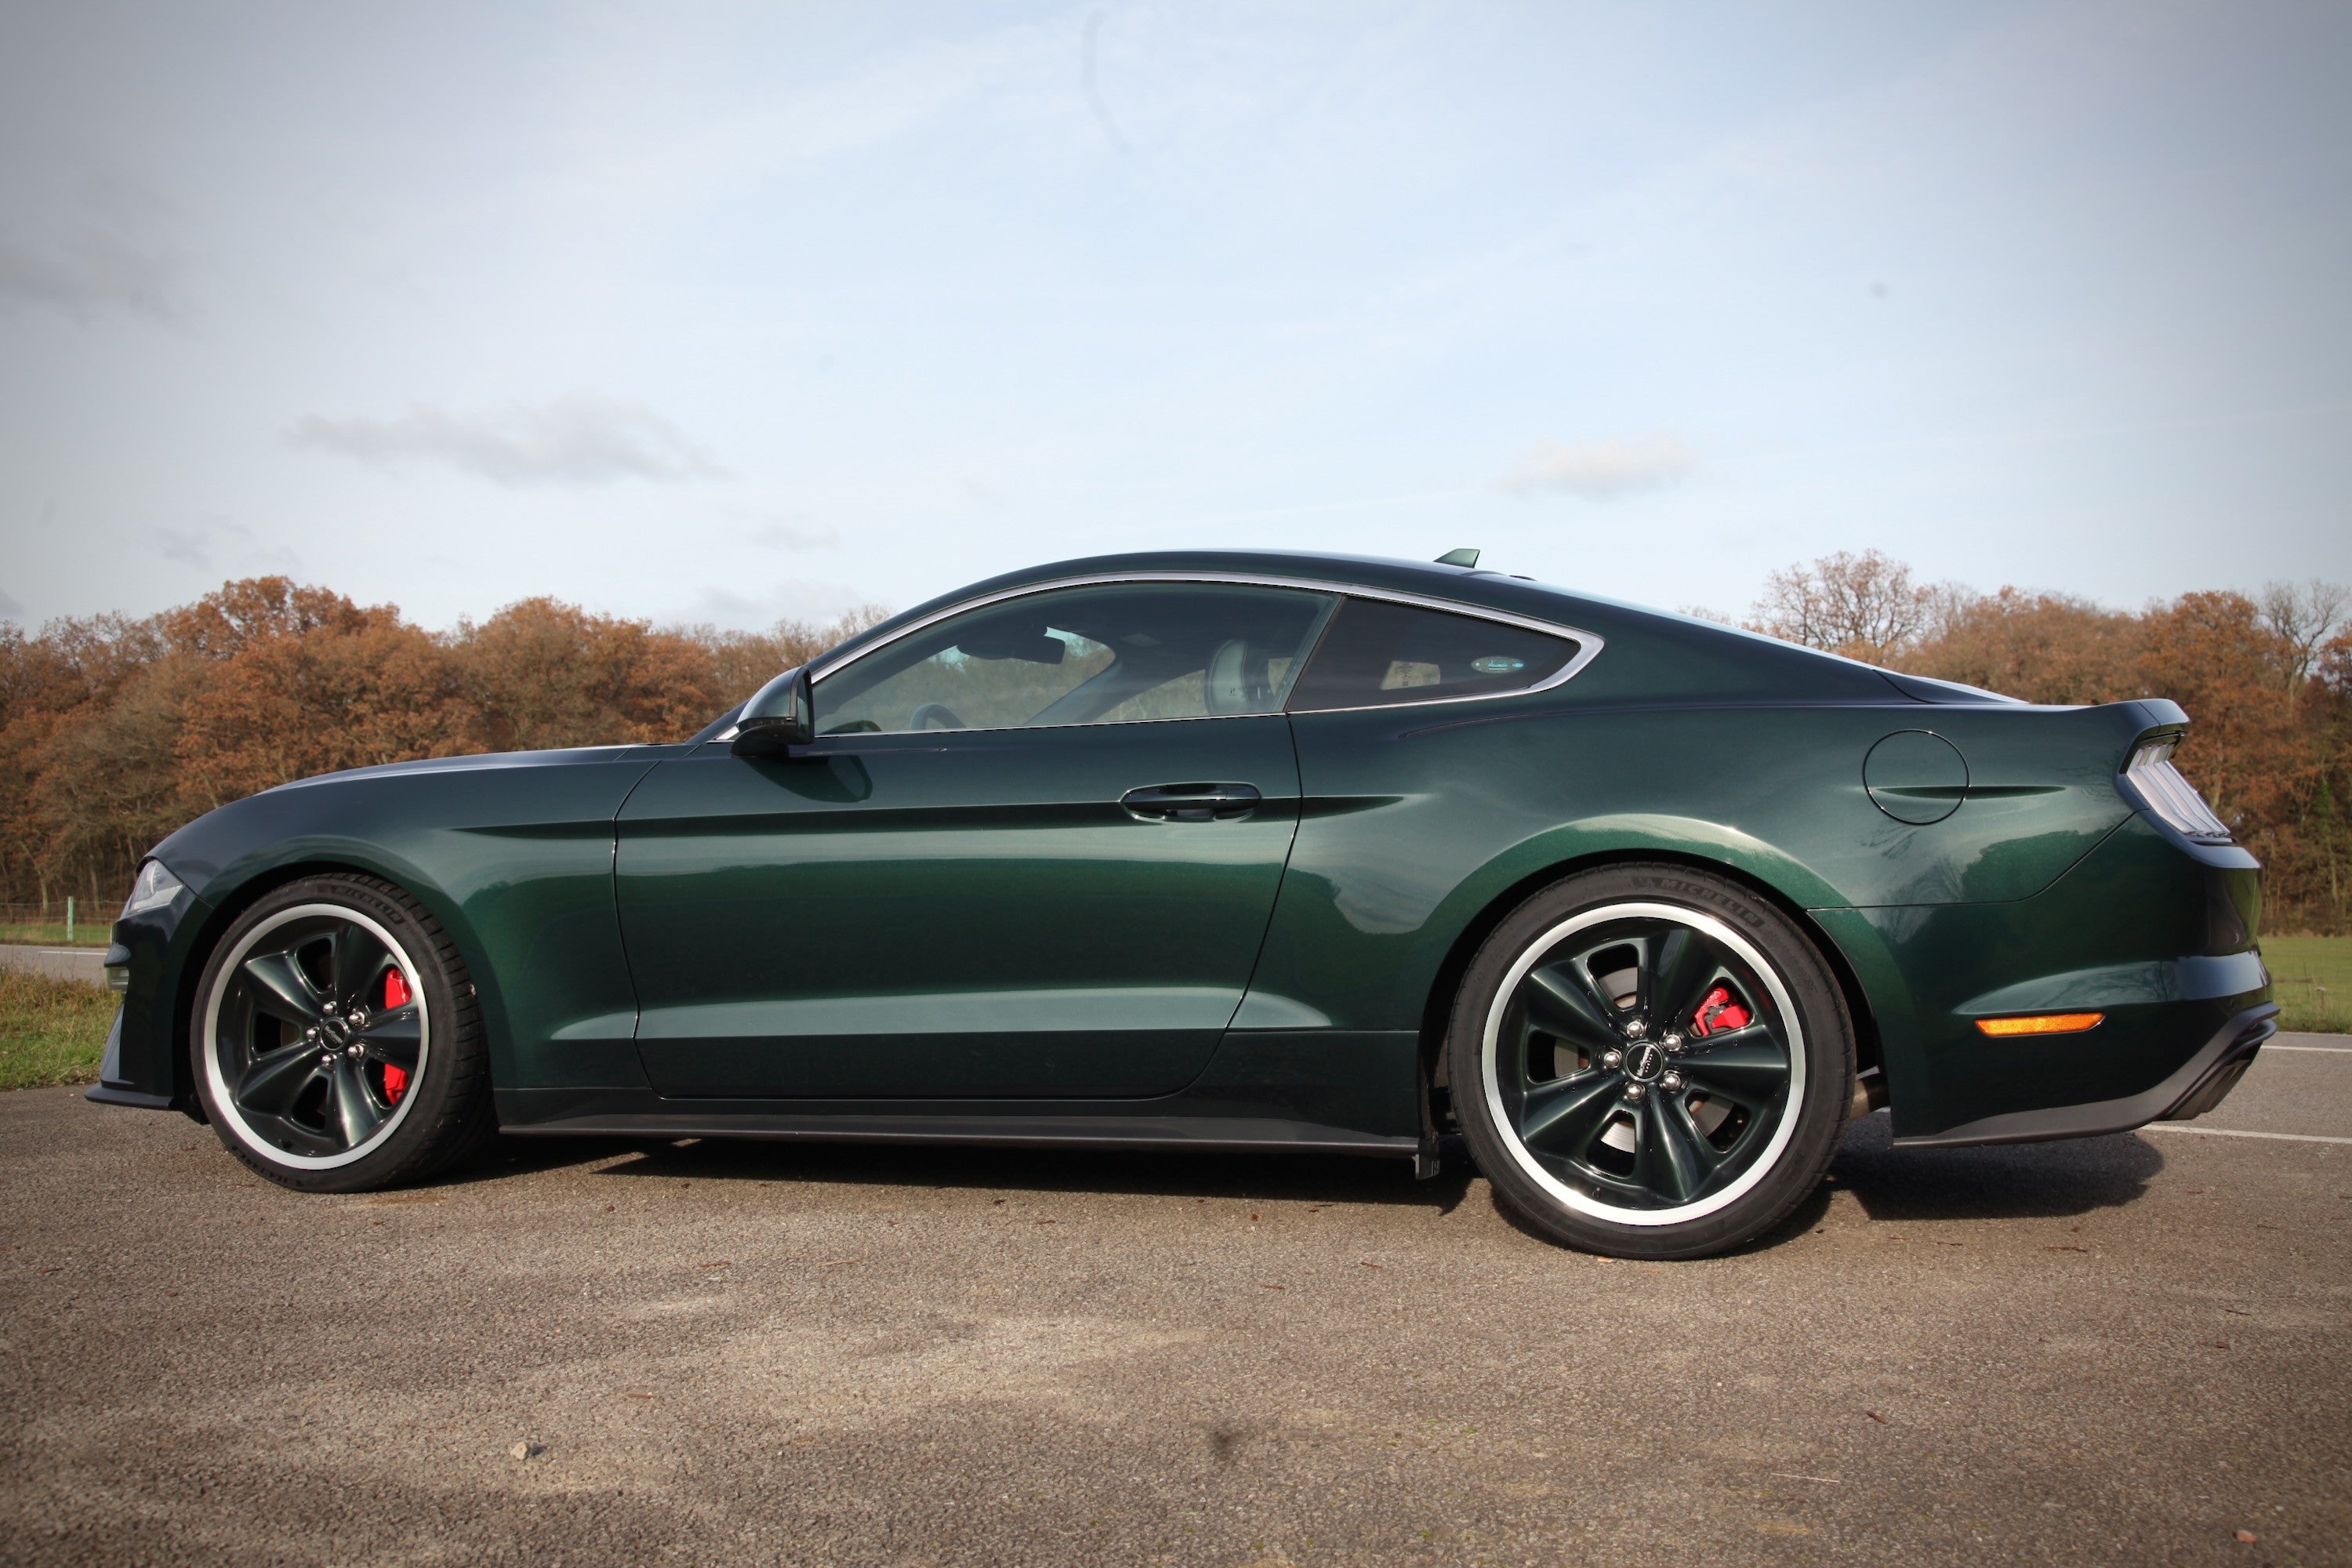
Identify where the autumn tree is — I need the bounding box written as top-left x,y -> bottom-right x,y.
0,615 -> 171,910
450,598 -> 720,753
0,578 -> 891,912
168,579 -> 474,808
2258,579 -> 2350,699
1750,550 -> 1955,663
1898,588 -> 2142,706
686,605 -> 896,708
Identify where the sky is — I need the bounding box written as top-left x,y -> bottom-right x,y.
2,0 -> 2347,635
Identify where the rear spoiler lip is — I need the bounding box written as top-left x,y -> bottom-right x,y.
2081,697 -> 2193,775
2119,696 -> 2189,734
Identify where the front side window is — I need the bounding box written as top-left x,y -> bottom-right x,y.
814,582 -> 1336,735
1285,597 -> 1580,712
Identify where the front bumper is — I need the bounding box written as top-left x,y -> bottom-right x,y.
82,877 -> 213,1114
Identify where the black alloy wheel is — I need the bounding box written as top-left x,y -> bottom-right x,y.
191,873 -> 492,1192
1449,864 -> 1853,1259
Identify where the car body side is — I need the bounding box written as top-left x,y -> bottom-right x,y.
90,550 -> 2273,1152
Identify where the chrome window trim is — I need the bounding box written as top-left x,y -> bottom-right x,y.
774,572 -> 1605,735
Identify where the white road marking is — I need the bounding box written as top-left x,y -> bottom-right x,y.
2143,1125 -> 2352,1145
2266,1044 -> 2352,1054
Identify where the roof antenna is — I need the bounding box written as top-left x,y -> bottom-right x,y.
1435,547 -> 1480,568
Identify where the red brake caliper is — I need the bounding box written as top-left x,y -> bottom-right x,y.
1690,984 -> 1751,1037
380,969 -> 412,1103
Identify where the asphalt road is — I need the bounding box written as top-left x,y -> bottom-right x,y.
3,1039 -> 2347,1567
0,945 -> 106,984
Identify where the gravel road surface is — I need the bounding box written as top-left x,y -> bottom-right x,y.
4,1037 -> 2347,1566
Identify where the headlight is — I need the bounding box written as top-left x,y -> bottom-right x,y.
2123,739 -> 2233,844
119,860 -> 186,919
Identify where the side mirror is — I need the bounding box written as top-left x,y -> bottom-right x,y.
731,666 -> 814,757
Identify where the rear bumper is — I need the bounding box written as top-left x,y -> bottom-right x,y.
1816,813 -> 2271,1142
1891,1004 -> 2277,1149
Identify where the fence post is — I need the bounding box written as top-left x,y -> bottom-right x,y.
66,897 -> 74,946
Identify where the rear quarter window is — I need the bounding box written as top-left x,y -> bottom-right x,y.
1285,597 -> 1581,711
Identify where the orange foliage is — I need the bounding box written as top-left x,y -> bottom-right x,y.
455,597 -> 719,753
0,579 -> 887,912
1897,588 -> 2141,707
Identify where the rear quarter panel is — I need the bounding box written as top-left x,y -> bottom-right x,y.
1251,691 -> 2167,1134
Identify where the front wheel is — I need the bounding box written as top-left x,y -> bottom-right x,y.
1447,865 -> 1853,1259
189,873 -> 493,1192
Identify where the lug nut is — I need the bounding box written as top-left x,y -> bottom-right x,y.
1661,1032 -> 1685,1053
1624,1018 -> 1648,1038
1599,1048 -> 1624,1070
1622,1082 -> 1648,1103
1661,1070 -> 1685,1092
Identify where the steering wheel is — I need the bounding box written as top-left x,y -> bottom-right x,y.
909,702 -> 967,731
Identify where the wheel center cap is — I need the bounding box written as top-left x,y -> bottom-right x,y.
319,1015 -> 355,1048
1624,1041 -> 1667,1083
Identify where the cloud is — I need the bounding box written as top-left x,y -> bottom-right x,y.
154,527 -> 215,570
290,395 -> 722,485
0,229 -> 178,322
149,518 -> 299,575
0,585 -> 22,619
679,579 -> 874,631
1499,434 -> 1697,499
747,517 -> 840,549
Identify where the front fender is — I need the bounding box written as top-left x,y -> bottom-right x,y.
138,749 -> 675,1100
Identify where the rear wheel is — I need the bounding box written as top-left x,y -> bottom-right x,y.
190,873 -> 492,1192
1447,864 -> 1852,1258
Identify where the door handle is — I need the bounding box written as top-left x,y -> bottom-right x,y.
1120,782 -> 1264,822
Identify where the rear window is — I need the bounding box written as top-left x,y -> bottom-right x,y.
1284,597 -> 1581,712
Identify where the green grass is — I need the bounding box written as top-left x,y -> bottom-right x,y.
2263,935 -> 2352,1034
0,922 -> 111,948
0,970 -> 118,1090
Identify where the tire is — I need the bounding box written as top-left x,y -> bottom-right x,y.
189,873 -> 494,1192
1446,863 -> 1853,1259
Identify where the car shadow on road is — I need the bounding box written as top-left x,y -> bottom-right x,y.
1827,1113 -> 2166,1222
1475,1116 -> 2169,1257
462,1115 -> 2165,1233
481,1132 -> 1483,1213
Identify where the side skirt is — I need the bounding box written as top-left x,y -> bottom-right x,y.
494,1028 -> 1425,1161
495,1096 -> 1417,1160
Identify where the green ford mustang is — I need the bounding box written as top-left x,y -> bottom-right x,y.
89,550 -> 2274,1258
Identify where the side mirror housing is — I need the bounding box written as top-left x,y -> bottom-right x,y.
731,666 -> 814,757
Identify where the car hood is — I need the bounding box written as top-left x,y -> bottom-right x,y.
260,744 -> 655,792
148,742 -> 688,904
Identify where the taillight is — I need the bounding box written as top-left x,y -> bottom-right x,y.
2123,738 -> 2232,844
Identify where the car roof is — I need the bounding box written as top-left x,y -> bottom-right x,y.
808,548 -> 1936,710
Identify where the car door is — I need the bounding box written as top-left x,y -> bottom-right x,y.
615,579 -> 1337,1099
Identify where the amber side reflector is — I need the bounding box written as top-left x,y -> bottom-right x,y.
1976,1012 -> 2105,1037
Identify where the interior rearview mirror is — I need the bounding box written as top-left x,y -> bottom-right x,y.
956,629 -> 1065,664
731,666 -> 814,757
